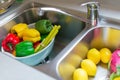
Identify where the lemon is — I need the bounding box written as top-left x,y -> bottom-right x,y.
87,48 -> 101,64
100,48 -> 112,63
114,77 -> 120,80
59,62 -> 75,80
71,42 -> 88,59
65,54 -> 82,67
73,68 -> 88,80
81,59 -> 97,76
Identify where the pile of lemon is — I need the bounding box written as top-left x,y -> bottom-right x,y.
73,48 -> 112,80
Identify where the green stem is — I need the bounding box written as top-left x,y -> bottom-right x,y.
7,43 -> 13,53
116,65 -> 120,75
35,25 -> 61,52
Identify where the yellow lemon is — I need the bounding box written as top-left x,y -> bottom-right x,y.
87,48 -> 101,64
59,62 -> 75,80
114,77 -> 120,80
65,54 -> 82,67
73,68 -> 88,80
81,59 -> 97,76
100,48 -> 112,63
71,42 -> 88,59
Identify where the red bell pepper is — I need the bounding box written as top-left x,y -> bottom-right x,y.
2,33 -> 20,52
33,41 -> 40,49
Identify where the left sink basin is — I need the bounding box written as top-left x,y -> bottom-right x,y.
0,0 -> 86,60
0,0 -> 86,79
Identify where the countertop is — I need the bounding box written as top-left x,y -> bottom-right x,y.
0,52 -> 56,80
36,0 -> 120,21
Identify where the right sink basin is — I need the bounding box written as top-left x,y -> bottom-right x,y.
58,20 -> 120,80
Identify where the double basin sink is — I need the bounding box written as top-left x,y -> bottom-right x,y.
0,0 -> 120,80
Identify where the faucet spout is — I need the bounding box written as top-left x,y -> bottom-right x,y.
81,2 -> 99,27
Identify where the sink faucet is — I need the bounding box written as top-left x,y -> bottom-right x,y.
81,2 -> 99,27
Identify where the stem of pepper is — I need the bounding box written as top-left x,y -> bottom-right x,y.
7,43 -> 13,53
35,25 -> 61,52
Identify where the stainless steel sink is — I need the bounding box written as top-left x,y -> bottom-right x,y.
1,0 -> 120,80
56,20 -> 120,80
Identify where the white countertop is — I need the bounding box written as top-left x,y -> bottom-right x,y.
0,52 -> 55,80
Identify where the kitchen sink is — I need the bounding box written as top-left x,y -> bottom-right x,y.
1,0 -> 120,80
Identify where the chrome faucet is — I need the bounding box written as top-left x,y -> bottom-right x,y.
81,2 -> 99,27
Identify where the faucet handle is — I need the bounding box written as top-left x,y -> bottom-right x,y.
81,2 -> 99,7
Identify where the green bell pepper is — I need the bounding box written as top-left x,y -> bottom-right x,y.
35,19 -> 53,34
15,41 -> 35,57
41,34 -> 48,41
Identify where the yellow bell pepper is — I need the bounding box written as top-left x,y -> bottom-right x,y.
22,29 -> 41,43
11,23 -> 28,38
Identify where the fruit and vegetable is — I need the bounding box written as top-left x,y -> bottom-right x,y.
73,47 -> 120,80
35,19 -> 53,34
109,49 -> 120,73
2,19 -> 61,57
81,59 -> 97,76
15,41 -> 35,57
35,25 -> 61,52
87,48 -> 101,64
11,23 -> 28,38
100,48 -> 112,64
73,68 -> 88,80
2,33 -> 20,52
110,66 -> 120,80
22,28 -> 41,43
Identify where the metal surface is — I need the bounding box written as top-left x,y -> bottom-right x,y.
0,0 -> 15,14
57,22 -> 120,80
81,2 -> 100,27
0,0 -> 120,80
